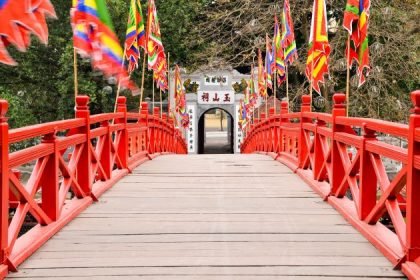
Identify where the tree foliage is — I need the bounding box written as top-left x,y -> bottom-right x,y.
0,0 -> 418,128
192,0 -> 420,120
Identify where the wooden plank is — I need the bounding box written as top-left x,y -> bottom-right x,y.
6,154 -> 405,279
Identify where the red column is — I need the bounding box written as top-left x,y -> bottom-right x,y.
0,100 -> 9,263
269,107 -> 275,152
407,90 -> 420,262
153,107 -> 160,153
75,96 -> 92,196
279,101 -> 289,154
116,97 -> 128,169
359,125 -> 377,220
100,119 -> 112,179
140,102 -> 149,152
298,95 -> 311,168
162,113 -> 168,152
40,133 -> 59,221
313,118 -> 326,180
331,93 -> 346,194
169,119 -> 175,153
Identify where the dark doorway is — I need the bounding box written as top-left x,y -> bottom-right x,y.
198,108 -> 234,154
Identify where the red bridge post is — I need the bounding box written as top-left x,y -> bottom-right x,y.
331,93 -> 347,194
298,95 -> 311,168
279,100 -> 289,157
75,96 -> 92,196
116,97 -> 128,169
407,90 -> 420,262
0,100 -> 9,265
140,102 -> 149,153
40,132 -> 59,221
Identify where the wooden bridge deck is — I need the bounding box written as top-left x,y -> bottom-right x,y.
7,154 -> 405,279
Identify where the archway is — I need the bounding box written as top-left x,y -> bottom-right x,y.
198,108 -> 234,154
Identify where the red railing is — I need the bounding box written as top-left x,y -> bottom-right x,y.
0,95 -> 187,278
242,91 -> 420,279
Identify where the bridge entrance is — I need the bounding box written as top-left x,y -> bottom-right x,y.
170,69 -> 255,154
198,108 -> 234,154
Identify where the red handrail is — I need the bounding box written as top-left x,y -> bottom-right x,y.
242,91 -> 420,279
0,95 -> 187,278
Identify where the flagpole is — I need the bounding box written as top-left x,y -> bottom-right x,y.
139,51 -> 147,113
345,35 -> 351,117
73,48 -> 78,104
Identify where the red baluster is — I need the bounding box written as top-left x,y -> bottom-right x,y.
162,113 -> 168,152
279,100 -> 289,156
75,96 -> 92,196
407,90 -> 420,262
116,97 -> 128,169
0,100 -> 9,264
153,107 -> 160,153
331,93 -> 347,194
298,95 -> 311,168
359,125 -> 377,220
40,133 -> 59,221
140,102 -> 149,152
100,118 -> 112,179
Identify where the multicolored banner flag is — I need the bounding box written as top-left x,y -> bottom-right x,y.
281,0 -> 298,65
153,52 -> 168,90
125,0 -> 146,73
257,49 -> 267,97
0,0 -> 56,65
71,0 -> 139,94
273,15 -> 285,79
239,99 -> 247,130
146,0 -> 164,72
265,34 -> 274,90
306,0 -> 331,94
173,64 -> 189,128
343,0 -> 370,86
174,65 -> 183,112
249,65 -> 258,107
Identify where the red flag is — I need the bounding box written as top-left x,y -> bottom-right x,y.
306,0 -> 331,94
0,0 -> 56,65
343,0 -> 370,86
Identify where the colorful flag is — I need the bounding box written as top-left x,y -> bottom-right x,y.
265,34 -> 274,90
257,49 -> 267,97
71,0 -> 139,94
281,0 -> 298,65
343,0 -> 370,86
146,0 -> 164,71
0,0 -> 56,65
239,99 -> 247,130
125,0 -> 146,73
306,0 -> 331,94
249,65 -> 258,107
273,15 -> 286,78
174,65 -> 185,113
153,52 -> 168,90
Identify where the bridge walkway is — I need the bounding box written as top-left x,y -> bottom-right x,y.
7,154 -> 405,279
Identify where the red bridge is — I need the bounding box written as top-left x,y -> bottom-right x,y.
0,92 -> 419,279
